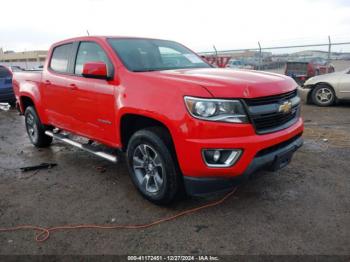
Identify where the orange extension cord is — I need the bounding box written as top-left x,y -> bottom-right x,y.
0,187 -> 238,243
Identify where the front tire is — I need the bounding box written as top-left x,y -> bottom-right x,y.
311,84 -> 336,107
24,106 -> 52,147
126,127 -> 179,205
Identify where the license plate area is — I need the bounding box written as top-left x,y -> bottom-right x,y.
270,147 -> 295,171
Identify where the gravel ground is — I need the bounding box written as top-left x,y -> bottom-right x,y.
0,102 -> 349,256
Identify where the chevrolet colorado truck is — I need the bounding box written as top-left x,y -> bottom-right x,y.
13,36 -> 304,204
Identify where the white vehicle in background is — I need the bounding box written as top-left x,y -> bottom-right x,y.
299,67 -> 350,106
226,59 -> 254,70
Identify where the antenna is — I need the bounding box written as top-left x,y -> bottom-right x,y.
213,45 -> 218,57
87,30 -> 90,36
213,45 -> 218,66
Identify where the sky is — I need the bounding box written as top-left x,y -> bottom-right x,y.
1,0 -> 350,53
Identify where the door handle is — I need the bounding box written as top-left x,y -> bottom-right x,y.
44,80 -> 51,85
68,83 -> 78,90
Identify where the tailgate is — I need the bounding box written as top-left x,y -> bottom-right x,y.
285,62 -> 308,77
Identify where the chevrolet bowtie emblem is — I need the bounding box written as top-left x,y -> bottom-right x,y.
278,101 -> 292,114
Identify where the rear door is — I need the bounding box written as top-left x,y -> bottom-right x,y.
42,43 -> 75,129
285,62 -> 308,77
64,41 -> 116,144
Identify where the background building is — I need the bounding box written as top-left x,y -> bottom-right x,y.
0,48 -> 48,69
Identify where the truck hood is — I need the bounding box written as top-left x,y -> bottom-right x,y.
145,68 -> 297,98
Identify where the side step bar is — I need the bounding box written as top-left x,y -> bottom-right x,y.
45,131 -> 118,163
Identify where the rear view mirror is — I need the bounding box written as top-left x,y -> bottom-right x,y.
82,62 -> 109,80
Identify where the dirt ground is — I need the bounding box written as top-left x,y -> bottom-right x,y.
0,101 -> 349,256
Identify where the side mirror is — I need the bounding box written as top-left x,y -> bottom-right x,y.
82,62 -> 108,80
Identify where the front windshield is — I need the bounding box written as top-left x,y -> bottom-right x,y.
108,38 -> 211,72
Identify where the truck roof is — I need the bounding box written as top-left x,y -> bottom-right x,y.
53,36 -> 171,46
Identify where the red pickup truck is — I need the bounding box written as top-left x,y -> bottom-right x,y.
13,36 -> 304,204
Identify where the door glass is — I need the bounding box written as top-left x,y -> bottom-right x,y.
75,42 -> 112,76
50,43 -> 73,73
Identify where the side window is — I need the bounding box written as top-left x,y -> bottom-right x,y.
50,43 -> 72,73
74,42 -> 113,76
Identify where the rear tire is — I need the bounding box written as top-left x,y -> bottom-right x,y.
126,127 -> 180,205
311,84 -> 336,107
24,106 -> 52,147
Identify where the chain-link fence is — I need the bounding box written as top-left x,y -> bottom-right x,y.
1,36 -> 350,74
199,36 -> 350,78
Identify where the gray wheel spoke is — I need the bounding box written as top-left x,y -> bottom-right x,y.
138,144 -> 149,158
154,172 -> 163,187
152,176 -> 159,192
152,153 -> 162,167
133,156 -> 145,169
142,174 -> 151,192
26,116 -> 33,126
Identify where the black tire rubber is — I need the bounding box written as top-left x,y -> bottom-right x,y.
126,127 -> 180,205
311,84 -> 336,107
24,106 -> 53,147
9,101 -> 16,108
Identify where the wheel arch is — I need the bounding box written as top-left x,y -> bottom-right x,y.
19,94 -> 49,124
119,113 -> 175,152
307,82 -> 336,103
20,95 -> 35,113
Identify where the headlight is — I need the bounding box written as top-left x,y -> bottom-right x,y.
184,96 -> 248,123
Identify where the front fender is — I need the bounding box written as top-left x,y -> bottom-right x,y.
116,107 -> 179,144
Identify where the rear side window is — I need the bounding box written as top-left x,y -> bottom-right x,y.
74,42 -> 113,76
50,43 -> 73,73
0,66 -> 11,78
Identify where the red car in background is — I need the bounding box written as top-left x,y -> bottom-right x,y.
285,57 -> 335,85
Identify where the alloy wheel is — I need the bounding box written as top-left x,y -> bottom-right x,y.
132,144 -> 165,194
315,87 -> 333,104
26,112 -> 38,142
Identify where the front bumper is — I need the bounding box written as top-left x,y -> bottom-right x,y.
298,86 -> 312,103
175,116 -> 303,177
184,134 -> 303,196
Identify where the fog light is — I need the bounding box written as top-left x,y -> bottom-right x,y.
202,149 -> 242,167
213,150 -> 221,162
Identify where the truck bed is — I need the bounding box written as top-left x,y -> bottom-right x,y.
12,71 -> 43,98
